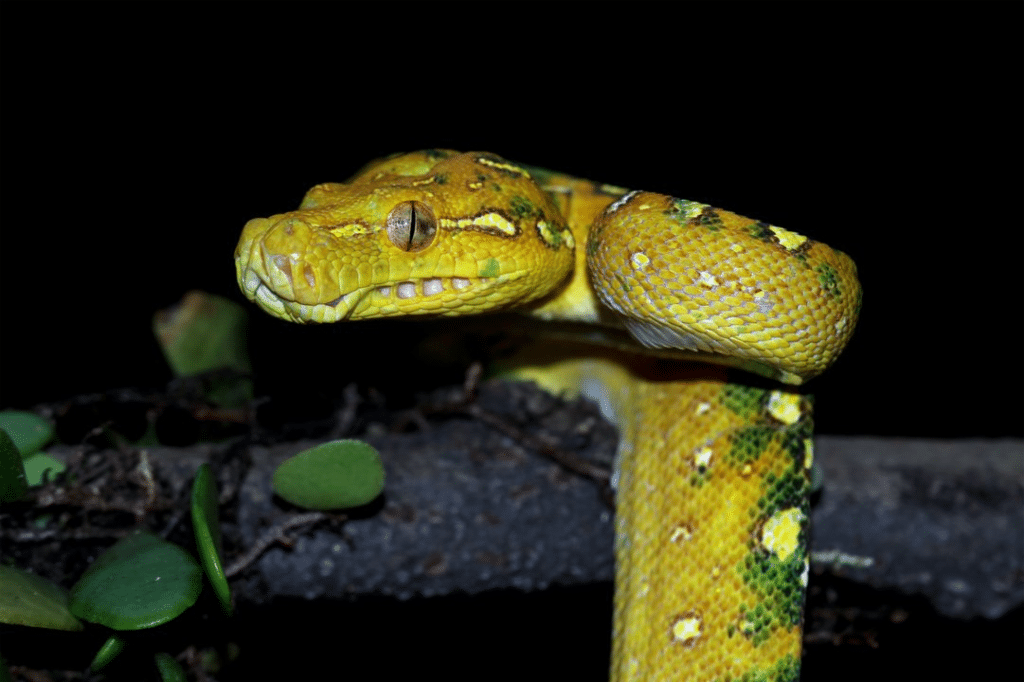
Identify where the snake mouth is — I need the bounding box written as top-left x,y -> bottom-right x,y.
238,264 -> 498,323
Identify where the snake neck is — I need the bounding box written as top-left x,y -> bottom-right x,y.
522,167 -> 622,326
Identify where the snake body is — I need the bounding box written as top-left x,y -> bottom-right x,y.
235,150 -> 861,680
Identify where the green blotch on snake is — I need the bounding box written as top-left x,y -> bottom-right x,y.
695,208 -> 723,230
727,426 -> 774,467
778,415 -> 813,462
666,199 -> 720,230
737,539 -> 806,645
734,453 -> 809,647
537,220 -> 563,248
509,195 -> 537,218
759,466 -> 810,517
750,221 -> 774,242
479,258 -> 500,278
816,263 -> 841,298
720,384 -> 767,420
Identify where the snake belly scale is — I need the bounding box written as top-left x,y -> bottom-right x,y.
235,150 -> 861,681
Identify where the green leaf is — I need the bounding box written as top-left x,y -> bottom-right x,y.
0,411 -> 54,457
153,291 -> 251,377
0,430 -> 28,502
191,464 -> 232,615
273,439 -> 385,510
0,564 -> 84,631
154,652 -> 187,682
22,451 -> 66,486
90,634 -> 126,672
69,530 -> 202,630
153,291 -> 253,407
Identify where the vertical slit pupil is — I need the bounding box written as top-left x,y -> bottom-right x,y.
387,200 -> 436,252
406,206 -> 417,250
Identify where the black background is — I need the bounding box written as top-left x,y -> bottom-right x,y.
2,4 -> 1021,437
1,5 -> 1021,682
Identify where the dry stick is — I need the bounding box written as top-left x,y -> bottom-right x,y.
224,512 -> 337,578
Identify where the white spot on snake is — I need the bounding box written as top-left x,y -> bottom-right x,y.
378,286 -> 391,298
453,277 -> 471,290
630,251 -> 650,270
604,190 -> 641,215
677,200 -> 711,219
397,282 -> 417,299
694,447 -> 713,470
767,391 -> 802,425
669,524 -> 693,544
760,507 -> 804,562
671,613 -> 703,647
800,557 -> 810,587
769,224 -> 808,250
695,402 -> 711,416
698,271 -> 719,288
835,316 -> 848,335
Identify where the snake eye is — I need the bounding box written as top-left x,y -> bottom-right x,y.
386,201 -> 437,252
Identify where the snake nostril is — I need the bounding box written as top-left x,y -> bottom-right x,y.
386,200 -> 437,252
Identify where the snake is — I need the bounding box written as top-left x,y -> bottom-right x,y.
234,150 -> 861,681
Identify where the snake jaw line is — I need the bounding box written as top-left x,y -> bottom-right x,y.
238,256 -> 502,323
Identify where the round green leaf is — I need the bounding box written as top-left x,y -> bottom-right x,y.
272,439 -> 385,510
154,652 -> 187,682
0,430 -> 27,502
191,464 -> 231,615
69,530 -> 202,630
23,451 -> 66,486
153,291 -> 251,377
0,564 -> 83,631
153,291 -> 253,407
0,411 -> 54,457
90,634 -> 126,672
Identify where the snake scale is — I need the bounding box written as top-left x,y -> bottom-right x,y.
234,150 -> 861,680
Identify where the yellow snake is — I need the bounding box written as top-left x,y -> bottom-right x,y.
234,150 -> 861,681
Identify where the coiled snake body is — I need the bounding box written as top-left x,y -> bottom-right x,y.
235,150 -> 861,680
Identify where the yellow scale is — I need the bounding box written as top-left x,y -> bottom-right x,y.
235,150 -> 861,681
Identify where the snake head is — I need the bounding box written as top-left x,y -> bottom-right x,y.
234,150 -> 576,324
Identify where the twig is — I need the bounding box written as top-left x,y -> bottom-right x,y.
224,512 -> 335,578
